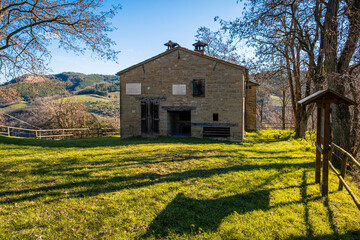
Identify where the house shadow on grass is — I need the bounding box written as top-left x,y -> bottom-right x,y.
0,130 -> 295,148
142,190 -> 270,238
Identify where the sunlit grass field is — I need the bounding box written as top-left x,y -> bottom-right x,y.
0,102 -> 28,110
0,130 -> 359,239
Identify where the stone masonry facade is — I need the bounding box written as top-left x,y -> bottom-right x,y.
118,47 -> 257,141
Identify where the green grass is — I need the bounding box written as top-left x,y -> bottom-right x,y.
0,130 -> 359,239
68,94 -> 113,103
1,102 -> 28,110
271,95 -> 283,107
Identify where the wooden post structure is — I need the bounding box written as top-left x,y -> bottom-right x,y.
298,89 -> 356,197
322,103 -> 331,196
315,107 -> 322,183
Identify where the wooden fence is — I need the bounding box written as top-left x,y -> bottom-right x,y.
329,143 -> 360,210
0,125 -> 120,139
258,122 -> 295,130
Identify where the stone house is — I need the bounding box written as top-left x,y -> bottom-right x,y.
117,41 -> 259,141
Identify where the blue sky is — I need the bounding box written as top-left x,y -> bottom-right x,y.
47,0 -> 244,76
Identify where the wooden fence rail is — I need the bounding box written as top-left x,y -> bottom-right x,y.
329,143 -> 360,210
258,122 -> 295,130
0,125 -> 120,140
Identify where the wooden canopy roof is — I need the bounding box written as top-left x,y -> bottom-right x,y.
164,40 -> 179,48
192,40 -> 208,47
247,81 -> 260,87
298,89 -> 357,106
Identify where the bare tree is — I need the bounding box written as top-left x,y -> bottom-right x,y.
0,0 -> 121,79
0,85 -> 22,106
218,0 -> 359,141
349,68 -> 360,156
195,27 -> 243,64
31,95 -> 99,129
321,0 -> 360,152
0,85 -> 22,122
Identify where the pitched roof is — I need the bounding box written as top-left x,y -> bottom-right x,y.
298,89 -> 357,106
116,47 -> 247,76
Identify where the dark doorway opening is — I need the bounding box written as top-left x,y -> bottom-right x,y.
167,111 -> 191,137
141,101 -> 159,135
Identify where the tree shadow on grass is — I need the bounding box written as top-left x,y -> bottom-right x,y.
142,190 -> 270,238
288,231 -> 360,240
140,170 -> 358,240
290,170 -> 359,240
0,162 -> 313,204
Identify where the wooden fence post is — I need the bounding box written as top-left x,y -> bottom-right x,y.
339,156 -> 348,191
7,127 -> 10,136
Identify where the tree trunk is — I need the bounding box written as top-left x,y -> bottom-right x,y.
350,80 -> 359,155
282,90 -> 286,130
259,99 -> 264,128
298,117 -> 308,139
294,104 -> 309,138
323,0 -> 353,153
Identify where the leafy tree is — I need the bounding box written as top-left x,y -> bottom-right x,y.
0,0 -> 121,79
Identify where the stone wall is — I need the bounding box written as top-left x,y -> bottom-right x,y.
119,48 -> 246,140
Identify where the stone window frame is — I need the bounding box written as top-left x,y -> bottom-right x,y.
192,79 -> 205,97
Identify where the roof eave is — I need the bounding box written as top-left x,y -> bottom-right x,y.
116,47 -> 247,76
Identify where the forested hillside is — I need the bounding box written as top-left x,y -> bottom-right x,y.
1,72 -> 120,101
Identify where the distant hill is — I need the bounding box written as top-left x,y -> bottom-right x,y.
52,72 -> 119,91
2,72 -> 120,101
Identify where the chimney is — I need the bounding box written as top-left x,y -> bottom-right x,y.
193,40 -> 208,54
164,40 -> 179,50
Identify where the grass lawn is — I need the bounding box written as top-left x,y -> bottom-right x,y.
0,130 -> 359,239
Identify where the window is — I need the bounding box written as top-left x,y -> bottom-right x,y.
172,84 -> 186,95
126,83 -> 141,95
193,79 -> 205,97
213,113 -> 219,121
